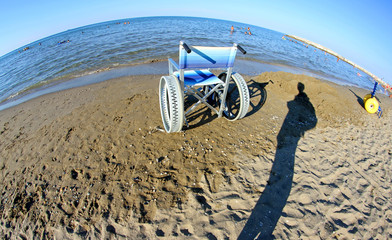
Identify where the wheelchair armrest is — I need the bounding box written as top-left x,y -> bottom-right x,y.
168,58 -> 179,75
237,44 -> 247,54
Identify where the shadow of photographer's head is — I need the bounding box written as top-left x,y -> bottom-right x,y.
298,82 -> 305,93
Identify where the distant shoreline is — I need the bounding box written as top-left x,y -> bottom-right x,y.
0,59 -> 314,111
1,17 -> 378,110
0,58 -> 375,112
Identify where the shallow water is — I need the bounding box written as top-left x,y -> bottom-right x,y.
0,16 -> 374,109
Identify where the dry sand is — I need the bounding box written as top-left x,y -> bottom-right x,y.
0,71 -> 391,239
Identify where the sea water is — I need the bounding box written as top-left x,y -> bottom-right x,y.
0,16 -> 373,109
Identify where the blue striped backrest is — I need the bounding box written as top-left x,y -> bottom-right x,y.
179,45 -> 237,69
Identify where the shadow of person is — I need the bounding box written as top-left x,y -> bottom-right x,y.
238,82 -> 317,239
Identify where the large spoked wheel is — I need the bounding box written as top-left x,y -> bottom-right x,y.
218,72 -> 250,121
159,75 -> 184,133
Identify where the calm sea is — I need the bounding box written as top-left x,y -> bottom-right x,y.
0,16 -> 373,110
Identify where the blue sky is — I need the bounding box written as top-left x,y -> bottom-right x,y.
1,0 -> 391,84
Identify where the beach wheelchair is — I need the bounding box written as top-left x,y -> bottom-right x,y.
159,41 -> 250,133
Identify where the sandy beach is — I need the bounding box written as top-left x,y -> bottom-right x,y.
0,71 -> 391,239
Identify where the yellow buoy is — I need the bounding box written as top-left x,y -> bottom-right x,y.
363,94 -> 372,105
364,97 -> 379,114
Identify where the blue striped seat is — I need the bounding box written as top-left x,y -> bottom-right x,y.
174,69 -> 223,87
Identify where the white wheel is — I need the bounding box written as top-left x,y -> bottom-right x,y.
364,97 -> 379,114
159,76 -> 184,133
218,72 -> 250,121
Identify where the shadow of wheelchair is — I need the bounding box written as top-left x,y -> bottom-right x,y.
184,79 -> 270,130
246,79 -> 270,117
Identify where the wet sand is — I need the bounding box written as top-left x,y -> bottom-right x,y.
0,72 -> 391,239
